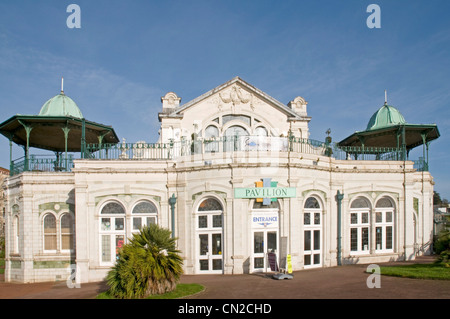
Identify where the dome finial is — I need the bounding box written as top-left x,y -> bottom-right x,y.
384,89 -> 387,105
61,77 -> 64,94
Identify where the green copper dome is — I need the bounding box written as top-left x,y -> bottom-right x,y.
366,103 -> 406,130
39,92 -> 83,119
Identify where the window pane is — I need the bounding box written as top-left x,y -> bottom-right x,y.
199,234 -> 208,255
101,218 -> 111,231
115,235 -> 124,260
254,232 -> 264,254
61,214 -> 73,233
133,217 -> 142,230
351,213 -> 358,224
376,197 -> 393,208
362,227 -> 369,251
115,218 -> 124,231
305,197 -> 320,209
212,259 -> 222,270
213,215 -> 222,228
44,235 -> 57,250
350,228 -> 358,251
44,214 -> 56,233
102,235 -> 111,262
254,257 -> 264,269
101,202 -> 125,214
267,231 -> 277,252
198,198 -> 222,211
386,226 -> 393,249
314,213 -> 320,225
313,254 -> 320,265
132,201 -> 157,214
212,234 -> 222,255
313,230 -> 320,250
376,227 -> 382,250
147,217 -> 156,225
376,212 -> 382,223
304,213 -> 310,225
351,197 -> 369,208
362,212 -> 369,224
200,260 -> 209,271
304,231 -> 311,251
198,216 -> 207,228
44,215 -> 56,250
304,255 -> 311,266
386,211 -> 393,223
62,234 -> 73,250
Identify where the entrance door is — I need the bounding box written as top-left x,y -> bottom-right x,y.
252,230 -> 278,272
198,232 -> 223,273
195,197 -> 224,274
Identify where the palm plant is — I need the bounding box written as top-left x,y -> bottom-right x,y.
106,223 -> 183,299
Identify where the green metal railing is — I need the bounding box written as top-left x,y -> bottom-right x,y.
10,136 -> 429,176
10,154 -> 74,175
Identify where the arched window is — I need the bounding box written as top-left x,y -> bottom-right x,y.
205,125 -> 220,153
44,214 -> 57,251
100,201 -> 125,264
198,198 -> 223,211
61,213 -> 74,251
303,197 -> 322,268
375,197 -> 395,251
132,201 -> 158,232
205,125 -> 219,139
254,126 -> 268,136
196,198 -> 223,273
349,197 -> 371,254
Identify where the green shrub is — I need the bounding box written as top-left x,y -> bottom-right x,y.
106,224 -> 183,299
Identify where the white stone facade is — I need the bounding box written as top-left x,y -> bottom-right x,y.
3,77 -> 435,283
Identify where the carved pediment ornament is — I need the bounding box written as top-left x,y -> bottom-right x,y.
219,85 -> 252,107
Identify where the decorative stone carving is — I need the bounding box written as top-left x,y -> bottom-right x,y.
288,96 -> 308,116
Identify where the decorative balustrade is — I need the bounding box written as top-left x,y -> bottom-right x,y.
9,136 -> 429,175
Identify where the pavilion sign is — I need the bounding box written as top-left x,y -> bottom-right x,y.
234,187 -> 296,199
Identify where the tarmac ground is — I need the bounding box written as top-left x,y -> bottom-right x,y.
0,255 -> 448,300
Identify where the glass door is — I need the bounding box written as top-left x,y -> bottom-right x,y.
252,230 -> 278,272
196,212 -> 223,274
198,232 -> 223,273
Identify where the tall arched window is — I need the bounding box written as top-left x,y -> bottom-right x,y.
303,196 -> 322,268
196,197 -> 223,273
100,201 -> 125,264
61,213 -> 74,251
375,197 -> 395,252
205,125 -> 220,153
44,214 -> 57,251
132,201 -> 158,232
349,197 -> 371,254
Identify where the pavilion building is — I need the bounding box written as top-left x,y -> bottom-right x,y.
0,77 -> 439,283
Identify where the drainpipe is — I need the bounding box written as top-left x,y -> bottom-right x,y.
169,193 -> 177,238
336,190 -> 344,266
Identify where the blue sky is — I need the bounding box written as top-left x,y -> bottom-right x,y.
0,0 -> 449,199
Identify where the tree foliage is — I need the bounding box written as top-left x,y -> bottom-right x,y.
106,224 -> 183,299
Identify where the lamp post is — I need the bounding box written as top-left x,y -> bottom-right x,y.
169,193 -> 177,238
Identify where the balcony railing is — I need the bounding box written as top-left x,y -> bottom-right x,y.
10,154 -> 74,176
9,136 -> 429,176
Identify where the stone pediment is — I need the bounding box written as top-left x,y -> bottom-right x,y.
169,77 -> 307,120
